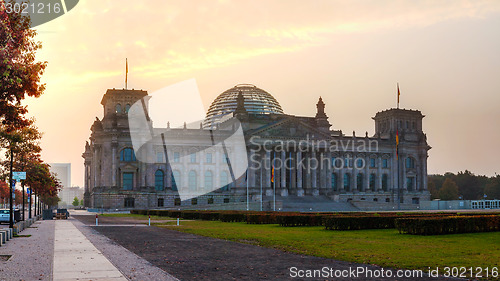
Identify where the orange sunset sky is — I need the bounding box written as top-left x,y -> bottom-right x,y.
21,0 -> 500,187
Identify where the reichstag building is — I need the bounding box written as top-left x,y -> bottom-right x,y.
83,84 -> 431,210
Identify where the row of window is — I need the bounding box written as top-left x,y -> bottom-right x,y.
125,197 -> 235,208
123,170 -> 233,191
331,173 -> 416,191
115,103 -> 131,113
332,157 -> 416,169
331,173 -> 390,191
122,148 -> 229,164
124,170 -> 417,192
121,148 -> 417,170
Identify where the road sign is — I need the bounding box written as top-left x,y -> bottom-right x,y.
13,172 -> 26,180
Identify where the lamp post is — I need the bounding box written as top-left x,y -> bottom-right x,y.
9,146 -> 14,228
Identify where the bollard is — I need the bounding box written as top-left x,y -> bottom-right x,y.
96,214 -> 98,226
148,215 -> 151,226
177,217 -> 179,226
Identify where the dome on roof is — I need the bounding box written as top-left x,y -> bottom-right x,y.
203,84 -> 284,128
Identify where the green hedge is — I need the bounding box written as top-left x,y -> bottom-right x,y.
219,212 -> 247,222
246,213 -> 278,224
276,214 -> 325,227
395,215 -> 500,235
324,216 -> 395,230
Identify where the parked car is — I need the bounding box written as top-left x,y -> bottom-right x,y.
0,209 -> 9,224
0,209 -> 20,224
57,209 -> 70,218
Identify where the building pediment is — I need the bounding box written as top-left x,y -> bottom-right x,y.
247,116 -> 330,139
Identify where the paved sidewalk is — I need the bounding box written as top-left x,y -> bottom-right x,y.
53,220 -> 127,280
0,220 -> 54,281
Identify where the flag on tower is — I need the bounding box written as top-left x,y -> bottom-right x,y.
397,83 -> 400,108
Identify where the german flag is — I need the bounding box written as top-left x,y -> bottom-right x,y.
271,166 -> 274,183
396,129 -> 399,159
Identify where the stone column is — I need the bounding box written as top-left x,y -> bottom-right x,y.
352,155 -> 358,192
326,151 -> 332,192
339,155 -> 345,192
296,151 -> 304,196
311,150 -> 319,196
265,150 -> 272,196
249,149 -> 257,189
365,155 -> 370,191
290,150 -> 296,190
377,156 -> 382,191
112,143 -> 117,187
402,154 -> 407,191
392,150 -> 398,192
281,150 -> 288,196
215,149 -> 220,191
422,154 -> 428,190
199,149 -> 204,192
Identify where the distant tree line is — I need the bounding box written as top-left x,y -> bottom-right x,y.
428,170 -> 500,200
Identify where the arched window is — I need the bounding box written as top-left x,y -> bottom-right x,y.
357,173 -> 363,190
155,170 -> 164,191
125,104 -> 131,113
406,157 -> 415,169
382,174 -> 389,191
120,148 -> 136,162
172,170 -> 180,191
331,173 -> 337,190
188,170 -> 197,191
116,103 -> 122,113
220,171 -> 229,191
205,171 -> 213,190
344,173 -> 351,191
369,174 -> 376,189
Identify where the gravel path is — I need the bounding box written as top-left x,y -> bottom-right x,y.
73,215 -> 458,281
0,220 -> 54,281
71,216 -> 178,281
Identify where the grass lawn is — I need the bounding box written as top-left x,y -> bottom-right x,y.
157,220 -> 500,271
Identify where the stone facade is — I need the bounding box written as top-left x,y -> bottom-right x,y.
83,85 -> 430,210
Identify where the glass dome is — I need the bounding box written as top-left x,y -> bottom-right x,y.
204,84 -> 284,128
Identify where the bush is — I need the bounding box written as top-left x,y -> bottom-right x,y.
277,214 -> 325,227
219,212 -> 247,222
199,212 -> 221,221
395,215 -> 500,235
324,216 -> 395,230
246,213 -> 278,224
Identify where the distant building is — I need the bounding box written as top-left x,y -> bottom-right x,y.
59,186 -> 84,207
49,163 -> 71,188
83,84 -> 431,210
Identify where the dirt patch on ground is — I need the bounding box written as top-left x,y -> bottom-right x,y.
73,215 -> 454,281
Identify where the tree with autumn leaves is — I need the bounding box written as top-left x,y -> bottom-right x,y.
1,1 -> 59,208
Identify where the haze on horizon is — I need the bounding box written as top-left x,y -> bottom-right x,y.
20,0 -> 500,187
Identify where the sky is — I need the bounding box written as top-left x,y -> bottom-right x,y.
21,0 -> 500,187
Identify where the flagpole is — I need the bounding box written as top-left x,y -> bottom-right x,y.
246,170 -> 249,211
273,176 -> 276,211
260,170 -> 263,211
272,152 -> 276,211
397,82 -> 400,109
125,58 -> 128,89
